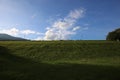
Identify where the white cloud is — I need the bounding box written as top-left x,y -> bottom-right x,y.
0,28 -> 43,38
72,26 -> 80,31
0,28 -> 19,36
44,8 -> 85,40
0,8 -> 88,40
68,9 -> 84,19
21,30 -> 36,35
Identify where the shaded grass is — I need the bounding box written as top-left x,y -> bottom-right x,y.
0,48 -> 120,80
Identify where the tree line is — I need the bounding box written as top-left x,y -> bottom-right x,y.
106,28 -> 120,41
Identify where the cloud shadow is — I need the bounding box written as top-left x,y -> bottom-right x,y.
0,46 -> 120,80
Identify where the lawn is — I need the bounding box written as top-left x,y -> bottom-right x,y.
0,40 -> 120,80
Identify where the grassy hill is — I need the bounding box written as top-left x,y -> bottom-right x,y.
0,41 -> 120,80
0,34 -> 27,41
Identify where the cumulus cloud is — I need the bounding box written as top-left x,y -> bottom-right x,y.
0,27 -> 43,37
0,8 -> 88,40
0,28 -> 19,36
44,8 -> 85,40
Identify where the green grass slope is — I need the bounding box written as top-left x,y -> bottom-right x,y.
0,41 -> 120,80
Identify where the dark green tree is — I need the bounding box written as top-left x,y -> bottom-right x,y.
106,28 -> 120,41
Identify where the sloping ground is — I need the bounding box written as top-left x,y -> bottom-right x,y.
0,41 -> 120,80
0,34 -> 27,41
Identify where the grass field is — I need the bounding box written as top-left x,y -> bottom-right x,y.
0,40 -> 120,80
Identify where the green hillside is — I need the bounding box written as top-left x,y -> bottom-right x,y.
0,41 -> 120,80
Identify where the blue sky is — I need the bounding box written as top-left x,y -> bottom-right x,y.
0,0 -> 120,40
